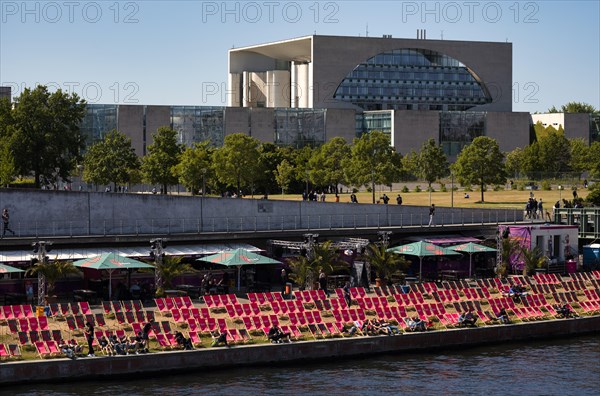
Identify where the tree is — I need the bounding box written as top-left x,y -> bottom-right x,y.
275,159 -> 294,194
549,102 -> 597,114
416,138 -> 448,204
0,137 -> 16,187
10,86 -> 86,188
589,142 -> 600,179
82,130 -> 141,189
537,130 -> 571,177
308,137 -> 350,193
586,182 -> 600,206
213,133 -> 262,196
174,141 -> 213,195
505,147 -> 525,179
257,143 -> 285,195
26,260 -> 81,296
365,244 -> 410,284
521,246 -> 547,275
157,256 -> 195,291
452,136 -> 506,202
345,131 -> 402,203
288,240 -> 346,290
141,127 -> 183,194
569,138 -> 590,176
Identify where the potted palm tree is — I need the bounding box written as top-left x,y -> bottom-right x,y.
521,246 -> 547,276
364,244 -> 410,287
288,240 -> 347,290
154,256 -> 196,297
26,259 -> 82,303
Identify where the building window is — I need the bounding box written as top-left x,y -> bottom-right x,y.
333,48 -> 492,111
439,111 -> 486,156
170,106 -> 225,147
274,108 -> 326,148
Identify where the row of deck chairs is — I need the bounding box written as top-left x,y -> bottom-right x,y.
0,343 -> 21,360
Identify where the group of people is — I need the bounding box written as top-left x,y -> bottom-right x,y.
458,310 -> 478,327
98,332 -> 147,356
267,325 -> 292,343
84,319 -> 153,357
202,271 -> 230,295
405,316 -> 428,332
302,190 -> 327,202
555,303 -> 579,319
525,197 -> 550,221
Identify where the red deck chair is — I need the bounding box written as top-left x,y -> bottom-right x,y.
102,301 -> 113,314
224,305 -> 236,318
203,295 -> 215,308
217,318 -> 227,332
23,305 -> 35,318
187,318 -> 199,332
122,300 -> 134,312
256,293 -> 267,305
189,331 -> 202,346
40,330 -> 52,342
132,300 -> 144,311
18,318 -> 29,332
247,293 -> 257,303
161,320 -> 173,333
2,306 -> 14,319
17,331 -> 29,345
35,341 -> 52,358
251,316 -> 262,330
28,317 -> 39,332
12,305 -> 24,319
51,329 -> 63,343
155,298 -> 167,313
46,340 -> 61,356
74,315 -> 86,329
134,310 -> 145,323
69,303 -> 80,316
190,308 -> 201,321
8,344 -> 22,359
79,302 -> 92,315
206,318 -> 217,332
0,344 -> 9,361
112,301 -> 123,313
171,309 -> 183,323
197,319 -> 209,334
181,296 -> 193,308
241,304 -> 251,317
173,297 -> 185,310
242,316 -> 254,330
115,312 -> 126,325
155,334 -> 173,350
181,308 -> 191,322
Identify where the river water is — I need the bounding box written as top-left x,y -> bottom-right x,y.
8,335 -> 600,396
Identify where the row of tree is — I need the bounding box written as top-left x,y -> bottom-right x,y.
1,86 -> 598,202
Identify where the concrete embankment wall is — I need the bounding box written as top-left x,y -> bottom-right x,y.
1,317 -> 598,386
0,189 -> 522,237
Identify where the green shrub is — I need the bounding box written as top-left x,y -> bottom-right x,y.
464,185 -> 473,192
440,183 -> 447,192
401,185 -> 409,193
541,180 -> 552,190
366,186 -> 372,193
493,185 -> 503,191
517,183 -> 525,191
427,186 -> 435,192
414,185 -> 422,192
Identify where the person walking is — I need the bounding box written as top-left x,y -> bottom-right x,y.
84,321 -> 95,357
428,204 -> 435,227
2,208 -> 15,237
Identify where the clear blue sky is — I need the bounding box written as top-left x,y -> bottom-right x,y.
1,0 -> 598,113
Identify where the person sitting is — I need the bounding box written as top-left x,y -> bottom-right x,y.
462,310 -> 477,327
211,331 -> 229,347
110,335 -> 126,355
556,304 -> 578,319
495,308 -> 510,324
132,332 -> 146,354
268,325 -> 291,344
464,193 -> 470,199
175,331 -> 194,350
99,335 -> 114,356
68,339 -> 83,355
347,320 -> 364,336
381,320 -> 401,336
58,340 -> 77,360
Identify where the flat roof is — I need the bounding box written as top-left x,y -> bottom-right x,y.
0,243 -> 261,264
229,35 -> 312,62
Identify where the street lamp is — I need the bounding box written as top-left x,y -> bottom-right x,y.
558,185 -> 563,202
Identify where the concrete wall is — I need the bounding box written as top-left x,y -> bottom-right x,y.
393,110 -> 439,154
118,105 -> 144,155
145,106 -> 171,150
564,113 -> 591,142
325,108 -> 356,143
486,111 -> 531,152
311,35 -> 512,112
1,316 -> 597,386
0,189 -> 523,238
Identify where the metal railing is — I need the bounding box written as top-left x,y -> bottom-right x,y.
4,209 -> 528,238
554,208 -> 600,239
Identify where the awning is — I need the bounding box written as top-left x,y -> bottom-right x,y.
0,243 -> 261,264
406,235 -> 481,245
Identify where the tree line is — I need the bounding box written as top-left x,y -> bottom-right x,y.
1,86 -> 598,204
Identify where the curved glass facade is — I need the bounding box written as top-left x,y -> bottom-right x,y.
333,48 -> 492,111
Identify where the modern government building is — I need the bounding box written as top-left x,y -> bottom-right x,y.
3,34 -> 599,158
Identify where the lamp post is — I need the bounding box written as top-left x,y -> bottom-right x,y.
150,238 -> 167,293
558,185 -> 562,202
32,241 -> 52,305
451,171 -> 454,208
